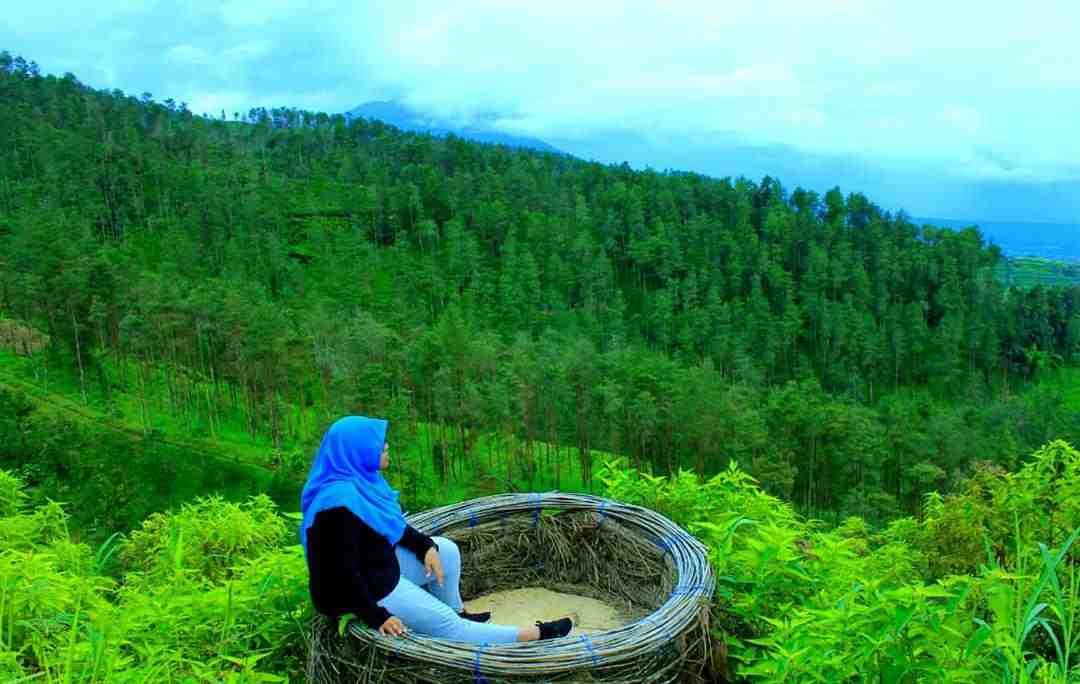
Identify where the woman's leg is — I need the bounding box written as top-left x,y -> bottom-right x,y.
395,536 -> 464,611
376,576 -> 521,643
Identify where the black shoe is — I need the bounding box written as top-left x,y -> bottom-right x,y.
536,617 -> 572,640
458,610 -> 491,623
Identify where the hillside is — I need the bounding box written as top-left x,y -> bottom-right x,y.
0,343 -> 607,540
2,50 -> 1080,520
998,255 -> 1080,288
3,50 -> 1080,683
5,430 -> 1080,682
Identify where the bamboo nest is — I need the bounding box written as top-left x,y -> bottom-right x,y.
307,492 -> 715,684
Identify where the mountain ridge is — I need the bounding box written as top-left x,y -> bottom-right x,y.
347,100 -> 563,154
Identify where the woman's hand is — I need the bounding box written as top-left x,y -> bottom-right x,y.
378,616 -> 407,637
424,546 -> 445,587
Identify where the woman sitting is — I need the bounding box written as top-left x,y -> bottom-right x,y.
301,415 -> 573,642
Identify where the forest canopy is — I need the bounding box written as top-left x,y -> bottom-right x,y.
2,50 -> 1080,525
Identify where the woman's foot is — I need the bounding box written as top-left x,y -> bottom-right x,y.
536,617 -> 573,640
458,609 -> 491,623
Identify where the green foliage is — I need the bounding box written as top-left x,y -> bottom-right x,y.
599,446 -> 1080,682
1043,368 -> 1080,416
0,468 -> 310,682
0,415 -> 1077,682
4,51 -> 1080,682
996,257 -> 1080,289
973,525 -> 1080,683
0,494 -> 70,552
121,494 -> 288,585
0,385 -> 301,542
916,441 -> 1080,578
0,468 -> 25,516
3,51 -> 1080,534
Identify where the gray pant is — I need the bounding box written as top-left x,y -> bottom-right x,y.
377,536 -> 520,643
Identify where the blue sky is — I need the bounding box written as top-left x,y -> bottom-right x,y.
4,1 -> 1080,223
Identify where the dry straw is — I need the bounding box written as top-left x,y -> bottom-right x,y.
307,492 -> 715,683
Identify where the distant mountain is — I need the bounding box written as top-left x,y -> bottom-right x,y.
347,101 -> 562,154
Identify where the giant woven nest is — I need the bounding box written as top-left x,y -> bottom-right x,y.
307,492 -> 715,684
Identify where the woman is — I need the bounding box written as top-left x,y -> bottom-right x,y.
301,415 -> 573,642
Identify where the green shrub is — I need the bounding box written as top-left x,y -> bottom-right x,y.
599,449 -> 1080,682
121,494 -> 288,586
0,469 -> 25,516
0,468 -> 309,682
0,498 -> 69,551
117,546 -> 310,677
916,441 -> 1080,578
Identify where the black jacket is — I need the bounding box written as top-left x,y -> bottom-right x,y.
306,506 -> 437,628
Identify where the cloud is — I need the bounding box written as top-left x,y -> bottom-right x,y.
940,106 -> 984,136
3,0 -> 1080,220
223,41 -> 272,61
166,45 -> 213,66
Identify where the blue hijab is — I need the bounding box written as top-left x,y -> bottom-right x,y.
299,415 -> 406,555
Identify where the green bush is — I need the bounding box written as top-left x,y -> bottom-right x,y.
599,448 -> 1080,682
121,494 -> 288,586
916,441 -> 1080,578
0,469 -> 25,516
0,468 -> 310,682
4,435 -> 1080,682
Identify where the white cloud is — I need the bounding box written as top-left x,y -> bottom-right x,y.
166,44 -> 213,66
786,107 -> 828,130
224,41 -> 272,61
6,0 -> 1080,203
218,0 -> 306,27
867,81 -> 916,98
940,106 -> 983,136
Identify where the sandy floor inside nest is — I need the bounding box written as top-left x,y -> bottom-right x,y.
464,587 -> 628,635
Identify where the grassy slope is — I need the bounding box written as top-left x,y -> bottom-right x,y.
0,352 -> 276,467
995,255 -> 1080,288
1042,366 -> 1080,413
0,347 -> 610,530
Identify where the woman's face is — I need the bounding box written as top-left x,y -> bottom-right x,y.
379,441 -> 389,470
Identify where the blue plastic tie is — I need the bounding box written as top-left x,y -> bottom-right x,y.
654,534 -> 674,560
473,644 -> 489,683
530,493 -> 542,528
468,509 -> 479,528
595,500 -> 610,527
579,634 -> 600,666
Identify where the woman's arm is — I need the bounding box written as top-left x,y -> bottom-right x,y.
349,576 -> 393,629
397,524 -> 437,560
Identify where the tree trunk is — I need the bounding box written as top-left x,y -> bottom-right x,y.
70,306 -> 87,404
